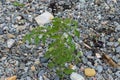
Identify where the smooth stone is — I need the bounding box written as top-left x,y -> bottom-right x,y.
54,75 -> 59,80
38,70 -> 45,80
84,68 -> 96,77
82,56 -> 88,64
0,29 -> 3,35
96,65 -> 103,73
13,25 -> 26,31
7,39 -> 15,48
39,57 -> 49,63
39,76 -> 43,80
118,38 -> 120,43
107,42 -> 114,46
34,11 -> 54,26
116,46 -> 120,53
115,71 -> 120,77
85,51 -> 93,56
114,42 -> 119,47
26,76 -> 31,80
31,65 -> 36,71
7,33 -> 15,38
70,72 -> 85,80
38,70 -> 45,76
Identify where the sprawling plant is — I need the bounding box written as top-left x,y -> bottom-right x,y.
23,18 -> 81,79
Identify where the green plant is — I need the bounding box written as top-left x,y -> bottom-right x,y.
13,1 -> 25,7
23,18 -> 81,79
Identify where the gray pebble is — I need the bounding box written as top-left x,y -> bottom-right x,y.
116,46 -> 120,53
54,75 -> 59,80
39,57 -> 49,63
96,65 -> 103,73
115,71 -> 120,77
0,29 -> 3,35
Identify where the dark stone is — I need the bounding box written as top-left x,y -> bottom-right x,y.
39,57 -> 49,63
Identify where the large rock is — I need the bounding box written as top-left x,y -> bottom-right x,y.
70,72 -> 85,80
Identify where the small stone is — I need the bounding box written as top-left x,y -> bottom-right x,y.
39,76 -> 43,80
39,57 -> 49,63
118,38 -> 120,43
96,65 -> 103,73
16,16 -> 22,21
14,25 -> 26,31
0,29 -> 3,35
69,64 -> 77,70
116,46 -> 120,53
34,11 -> 54,25
6,76 -> 17,80
7,39 -> 15,48
115,71 -> 120,77
43,75 -> 50,80
70,72 -> 85,80
31,65 -> 36,71
95,53 -> 101,58
7,34 -> 15,38
84,68 -> 96,77
54,75 -> 59,80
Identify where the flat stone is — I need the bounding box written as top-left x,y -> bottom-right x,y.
116,46 -> 120,53
7,39 -> 15,48
14,25 -> 26,31
7,34 -> 15,38
115,71 -> 120,77
70,72 -> 85,80
84,68 -> 96,77
34,11 -> 54,26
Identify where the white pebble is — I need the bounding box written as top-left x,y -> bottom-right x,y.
70,72 -> 85,80
7,39 -> 15,48
35,11 -> 54,26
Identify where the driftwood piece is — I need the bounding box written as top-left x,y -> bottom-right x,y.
102,53 -> 118,67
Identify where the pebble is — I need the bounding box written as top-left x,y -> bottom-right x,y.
69,64 -> 77,70
116,46 -> 120,53
84,68 -> 96,77
0,29 -> 3,35
115,71 -> 120,77
34,11 -> 54,26
54,75 -> 59,80
7,33 -> 15,38
39,57 -> 49,63
7,39 -> 15,48
70,72 -> 85,80
95,53 -> 101,58
118,38 -> 120,43
31,65 -> 36,71
96,65 -> 103,73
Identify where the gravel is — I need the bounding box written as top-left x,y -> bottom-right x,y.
0,0 -> 120,80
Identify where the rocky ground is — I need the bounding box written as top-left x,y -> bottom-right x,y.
0,0 -> 120,80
